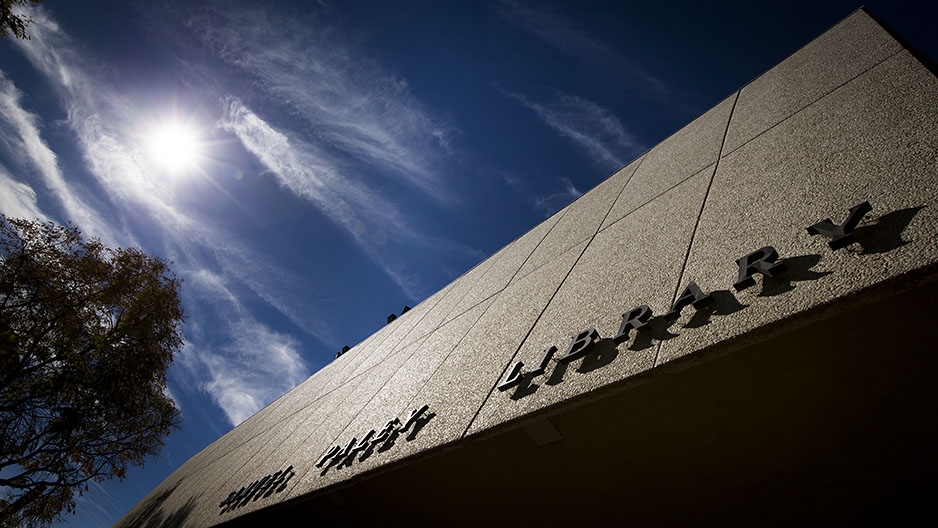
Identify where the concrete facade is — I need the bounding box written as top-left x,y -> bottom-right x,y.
119,9 -> 938,526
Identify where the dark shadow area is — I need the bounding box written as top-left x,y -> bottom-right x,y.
642,316 -> 681,344
375,429 -> 402,454
577,338 -> 619,374
684,289 -> 748,329
759,253 -> 830,296
628,317 -> 677,351
544,359 -> 569,386
114,482 -> 197,528
251,278 -> 938,526
853,206 -> 924,255
405,412 -> 435,441
146,496 -> 199,528
509,373 -> 539,399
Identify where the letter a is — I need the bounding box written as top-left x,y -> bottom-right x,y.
664,282 -> 713,322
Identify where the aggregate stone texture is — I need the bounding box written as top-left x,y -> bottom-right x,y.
199,381 -> 366,521
187,395 -> 291,470
601,96 -> 733,229
328,310 -> 412,387
722,9 -> 902,156
447,214 -> 559,318
117,13 -> 938,528
163,381 -> 340,525
343,283 -> 453,380
515,156 -> 644,280
387,240 -> 588,461
265,334 -> 431,498
468,168 -> 713,435
397,254 -> 500,348
189,434 -> 277,520
204,372 -> 358,492
293,300 -> 493,493
657,49 -> 938,366
169,334 -> 426,526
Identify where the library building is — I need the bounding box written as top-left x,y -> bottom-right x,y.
119,8 -> 938,526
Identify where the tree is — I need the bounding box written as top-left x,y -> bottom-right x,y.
1,0 -> 43,40
0,216 -> 184,527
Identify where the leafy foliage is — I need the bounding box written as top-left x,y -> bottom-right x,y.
1,0 -> 43,39
0,217 -> 183,527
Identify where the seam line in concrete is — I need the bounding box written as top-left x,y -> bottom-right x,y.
599,152 -> 649,230
653,89 -> 740,369
459,154 -> 649,440
721,47 -> 905,159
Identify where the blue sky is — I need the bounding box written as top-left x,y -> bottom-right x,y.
2,1 -> 936,525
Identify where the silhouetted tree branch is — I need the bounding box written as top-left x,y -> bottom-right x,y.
0,216 -> 184,528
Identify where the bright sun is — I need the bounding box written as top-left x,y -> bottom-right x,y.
147,121 -> 203,174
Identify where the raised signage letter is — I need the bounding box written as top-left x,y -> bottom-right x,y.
315,445 -> 340,468
557,328 -> 599,363
529,345 -> 557,377
733,246 -> 786,291
807,201 -> 872,250
349,430 -> 375,457
497,361 -> 525,391
399,405 -> 430,433
336,436 -> 358,460
664,282 -> 713,322
613,305 -> 652,344
371,418 -> 401,445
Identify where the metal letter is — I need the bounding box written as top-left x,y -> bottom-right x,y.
733,246 -> 787,291
807,201 -> 872,250
664,282 -> 714,322
371,418 -> 401,445
350,429 -> 375,457
336,436 -> 358,459
398,405 -> 430,433
497,361 -> 525,391
557,328 -> 599,363
252,473 -> 275,502
529,345 -> 557,377
219,490 -> 237,510
613,305 -> 652,344
316,444 -> 340,468
274,466 -> 295,493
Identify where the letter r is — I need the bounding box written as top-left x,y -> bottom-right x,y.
733,246 -> 787,291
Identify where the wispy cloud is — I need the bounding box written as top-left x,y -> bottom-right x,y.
0,165 -> 46,220
506,91 -> 643,171
8,12 -> 192,244
6,7 -> 313,427
0,69 -> 116,242
179,270 -> 308,426
218,97 -> 428,297
534,177 -> 582,215
502,171 -> 582,217
498,0 -> 669,94
73,481 -> 122,527
188,2 -> 458,202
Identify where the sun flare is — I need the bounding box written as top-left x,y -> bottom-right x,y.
146,120 -> 203,173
